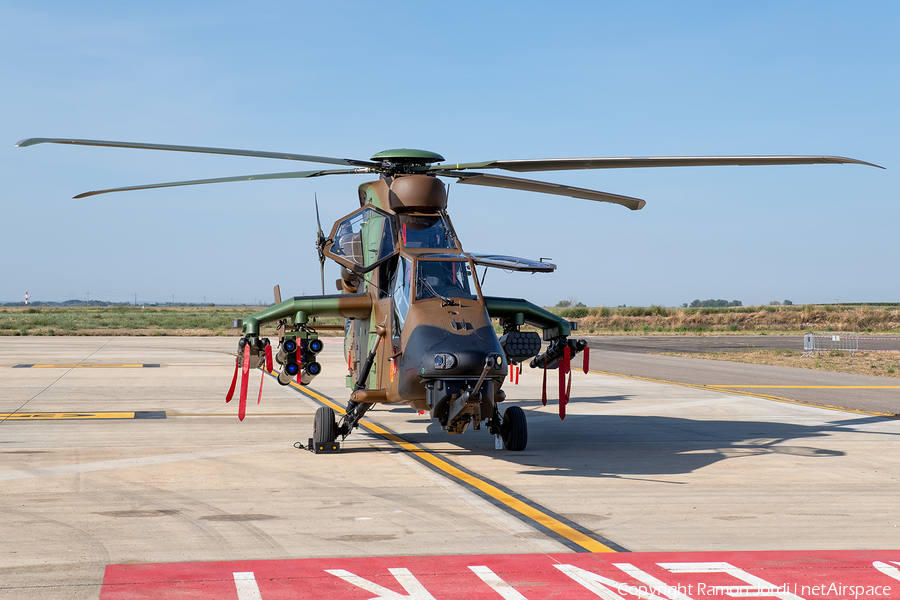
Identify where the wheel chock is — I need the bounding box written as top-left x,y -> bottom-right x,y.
308,438 -> 341,454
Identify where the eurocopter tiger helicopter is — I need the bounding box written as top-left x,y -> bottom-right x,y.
16,137 -> 881,451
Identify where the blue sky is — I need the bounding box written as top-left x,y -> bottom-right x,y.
2,1 -> 896,306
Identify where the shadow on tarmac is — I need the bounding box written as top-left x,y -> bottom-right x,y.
386,401 -> 900,481
354,393 -> 900,481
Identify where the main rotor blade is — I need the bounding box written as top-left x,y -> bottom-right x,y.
435,171 -> 646,211
16,137 -> 379,168
73,168 -> 355,198
425,155 -> 883,173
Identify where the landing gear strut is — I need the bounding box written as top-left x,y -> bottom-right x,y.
337,399 -> 372,438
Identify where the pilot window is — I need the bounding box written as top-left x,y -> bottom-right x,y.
415,260 -> 477,301
398,214 -> 456,249
330,207 -> 396,271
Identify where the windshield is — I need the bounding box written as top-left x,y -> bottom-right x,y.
415,259 -> 478,302
392,256 -> 412,330
399,214 -> 456,249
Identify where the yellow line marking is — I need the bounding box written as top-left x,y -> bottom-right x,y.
589,369 -> 900,420
289,380 -> 616,553
0,412 -> 138,420
169,413 -> 317,417
26,364 -> 149,368
711,385 -> 900,389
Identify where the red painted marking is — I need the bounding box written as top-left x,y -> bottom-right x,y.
559,345 -> 571,420
541,364 -> 547,406
264,344 -> 273,373
100,550 -> 900,599
256,369 -> 264,406
225,357 -> 238,403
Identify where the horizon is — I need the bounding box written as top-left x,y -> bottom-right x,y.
4,299 -> 899,309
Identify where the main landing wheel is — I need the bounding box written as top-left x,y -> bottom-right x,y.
501,406 -> 527,451
313,406 -> 336,445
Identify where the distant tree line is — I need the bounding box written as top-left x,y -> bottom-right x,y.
555,299 -> 586,308
687,299 -> 743,308
551,298 -> 804,310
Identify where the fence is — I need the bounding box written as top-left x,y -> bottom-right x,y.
802,332 -> 900,357
803,332 -> 859,356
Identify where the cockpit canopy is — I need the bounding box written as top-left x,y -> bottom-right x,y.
325,206 -> 460,273
326,206 -> 397,273
391,254 -> 480,331
415,256 -> 477,302
324,205 -> 554,286
398,213 -> 457,250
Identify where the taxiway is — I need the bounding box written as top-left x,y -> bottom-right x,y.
1,336 -> 898,598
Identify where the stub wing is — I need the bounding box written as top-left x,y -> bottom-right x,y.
241,293 -> 371,336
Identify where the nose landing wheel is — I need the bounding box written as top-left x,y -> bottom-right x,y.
498,405 -> 527,451
314,406 -> 337,445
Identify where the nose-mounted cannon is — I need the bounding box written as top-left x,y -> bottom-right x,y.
425,352 -> 505,435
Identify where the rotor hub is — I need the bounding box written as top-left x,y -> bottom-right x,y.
370,149 -> 444,174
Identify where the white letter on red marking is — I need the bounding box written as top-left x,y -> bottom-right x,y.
613,563 -> 694,600
233,572 -> 263,600
326,568 -> 437,600
874,561 -> 900,582
659,562 -> 802,600
469,565 -> 529,600
555,564 -> 674,600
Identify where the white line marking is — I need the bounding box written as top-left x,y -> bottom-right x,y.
0,444 -> 283,481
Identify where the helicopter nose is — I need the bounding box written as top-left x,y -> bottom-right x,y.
399,321 -> 506,381
431,350 -> 503,374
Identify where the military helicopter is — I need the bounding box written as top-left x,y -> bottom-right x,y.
16,137 -> 881,451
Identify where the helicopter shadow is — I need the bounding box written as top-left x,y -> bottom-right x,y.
405,397 -> 900,480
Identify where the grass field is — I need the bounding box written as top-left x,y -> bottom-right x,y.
663,348 -> 900,379
4,304 -> 898,379
3,303 -> 899,337
0,306 -> 342,337
551,303 -> 900,335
